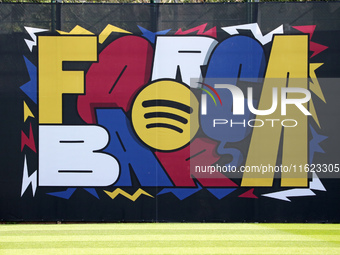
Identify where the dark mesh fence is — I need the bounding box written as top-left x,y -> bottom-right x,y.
0,2 -> 340,222
0,0 -> 336,3
0,4 -> 52,33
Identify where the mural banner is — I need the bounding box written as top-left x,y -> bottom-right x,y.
1,2 -> 340,222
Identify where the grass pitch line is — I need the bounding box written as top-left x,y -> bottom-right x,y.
1,223 -> 339,231
1,234 -> 340,242
1,240 -> 339,249
1,223 -> 339,255
1,247 -> 340,255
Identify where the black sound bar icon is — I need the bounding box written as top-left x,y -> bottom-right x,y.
142,99 -> 193,134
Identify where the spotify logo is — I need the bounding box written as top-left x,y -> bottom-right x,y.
131,80 -> 199,151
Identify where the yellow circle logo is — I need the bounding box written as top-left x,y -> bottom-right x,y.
132,80 -> 199,151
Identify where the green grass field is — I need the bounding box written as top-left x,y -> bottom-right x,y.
0,223 -> 339,254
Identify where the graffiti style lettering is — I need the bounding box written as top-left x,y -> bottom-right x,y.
20,22 -> 326,202
38,125 -> 119,186
242,35 -> 309,187
205,36 -> 266,82
201,36 -> 265,164
151,36 -> 218,86
156,137 -> 237,187
96,108 -> 172,187
77,35 -> 153,124
38,36 -> 97,124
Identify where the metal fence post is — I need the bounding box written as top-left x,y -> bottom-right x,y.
56,0 -> 62,31
247,0 -> 258,24
51,0 -> 62,32
51,0 -> 56,31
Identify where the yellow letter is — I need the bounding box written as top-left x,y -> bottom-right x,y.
38,36 -> 97,124
241,35 -> 308,187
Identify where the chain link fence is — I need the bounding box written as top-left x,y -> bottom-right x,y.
0,0 -> 336,4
